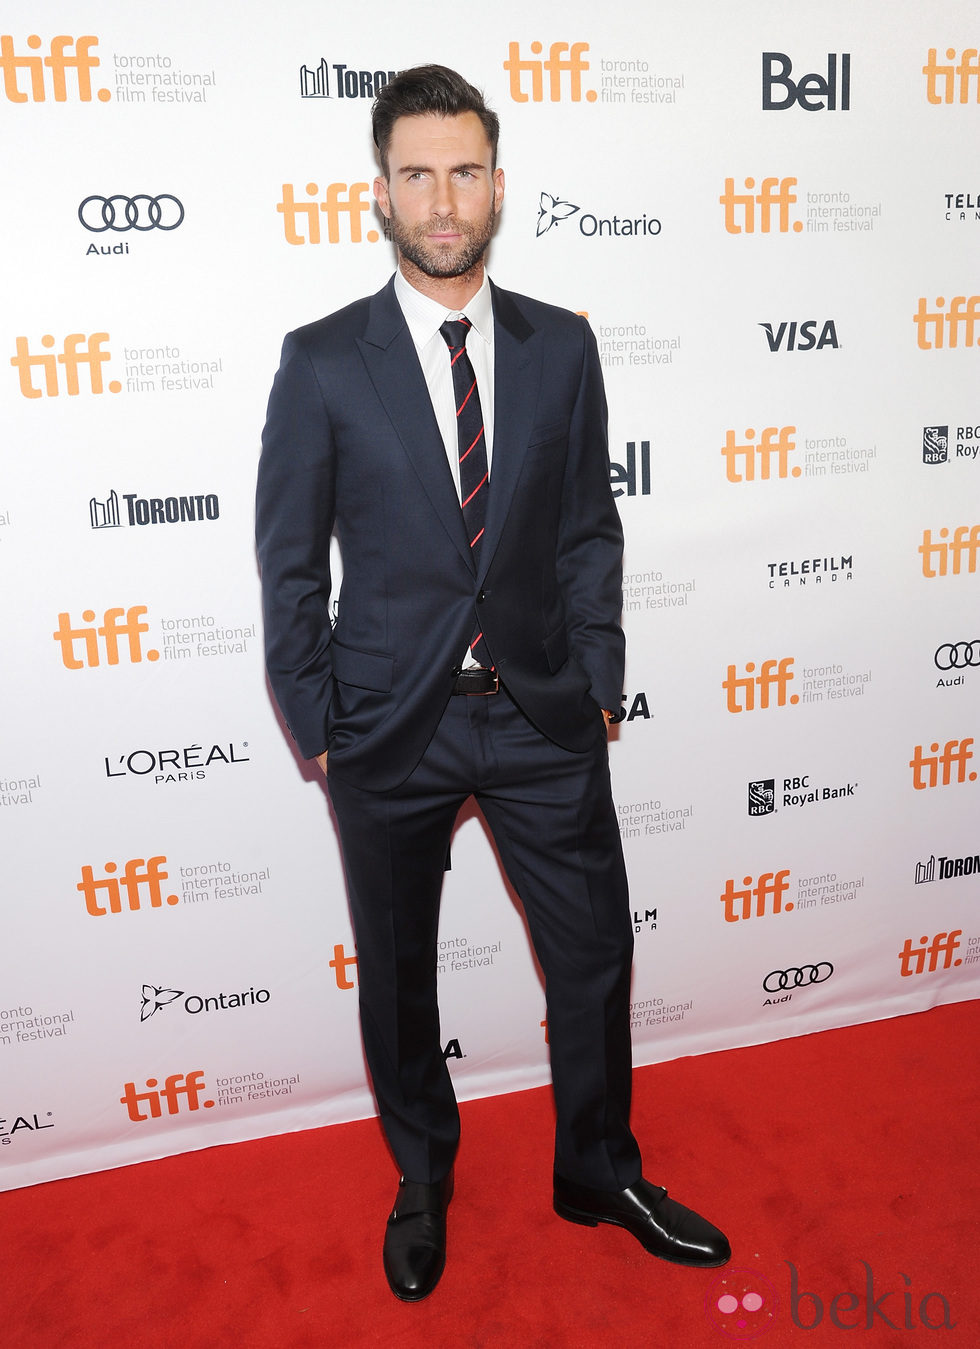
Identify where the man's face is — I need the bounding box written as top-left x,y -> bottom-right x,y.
374,111 -> 504,281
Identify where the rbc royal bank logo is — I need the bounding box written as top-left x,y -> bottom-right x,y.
923,426 -> 949,464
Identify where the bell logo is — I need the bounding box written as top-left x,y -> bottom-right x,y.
722,427 -> 799,482
923,49 -> 980,104
329,942 -> 358,989
53,606 -> 159,668
609,441 -> 651,496
504,42 -> 596,103
720,870 -> 793,922
914,296 -> 980,349
720,177 -> 803,234
0,35 -> 110,102
119,1071 -> 214,1121
909,739 -> 976,790
898,931 -> 962,976
762,52 -> 851,111
919,525 -> 980,577
78,856 -> 180,917
724,658 -> 797,713
11,333 -> 120,398
277,183 -> 378,245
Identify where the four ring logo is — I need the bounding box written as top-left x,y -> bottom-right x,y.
763,963 -> 833,992
935,641 -> 980,670
78,195 -> 185,233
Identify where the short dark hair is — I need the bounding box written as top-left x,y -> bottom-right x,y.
372,65 -> 500,177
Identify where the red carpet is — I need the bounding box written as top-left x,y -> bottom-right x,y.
4,1000 -> 978,1347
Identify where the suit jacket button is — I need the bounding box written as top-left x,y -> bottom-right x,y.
476,589 -> 486,603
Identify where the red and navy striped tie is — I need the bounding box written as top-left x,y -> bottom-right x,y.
440,317 -> 492,669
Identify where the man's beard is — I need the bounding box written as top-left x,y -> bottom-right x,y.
389,205 -> 496,279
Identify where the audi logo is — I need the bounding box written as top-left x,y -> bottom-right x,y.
78,194 -> 185,233
763,963 -> 834,992
935,641 -> 980,670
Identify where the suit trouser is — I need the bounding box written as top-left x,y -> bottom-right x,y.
326,685 -> 643,1190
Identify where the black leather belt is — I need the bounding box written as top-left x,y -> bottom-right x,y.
451,667 -> 499,695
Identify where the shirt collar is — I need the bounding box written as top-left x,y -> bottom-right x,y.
393,269 -> 493,347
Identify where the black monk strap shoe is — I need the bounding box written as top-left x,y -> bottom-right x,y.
382,1172 -> 454,1301
553,1173 -> 731,1268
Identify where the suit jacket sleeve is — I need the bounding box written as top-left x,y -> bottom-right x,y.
255,331 -> 336,760
556,318 -> 625,712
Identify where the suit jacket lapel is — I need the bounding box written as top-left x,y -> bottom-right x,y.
357,278 -> 472,569
479,283 -> 537,583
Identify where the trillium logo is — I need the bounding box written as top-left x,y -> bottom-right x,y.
140,984 -> 183,1021
537,191 -> 580,236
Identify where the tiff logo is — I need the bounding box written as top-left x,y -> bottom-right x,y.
722,426 -> 799,481
0,34 -> 110,102
720,870 -> 792,922
54,606 -> 159,668
277,182 -> 378,245
720,177 -> 803,234
914,295 -> 980,349
898,931 -> 962,977
909,738 -> 976,790
120,1071 -> 214,1121
11,333 -> 120,398
329,942 -> 358,988
504,42 -> 595,103
919,525 -> 980,577
724,659 -> 797,713
923,48 -> 980,104
78,856 -> 179,916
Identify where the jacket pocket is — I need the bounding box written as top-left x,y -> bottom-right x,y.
543,624 -> 569,673
330,639 -> 394,692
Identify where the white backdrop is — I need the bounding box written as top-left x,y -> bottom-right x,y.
2,0 -> 978,1190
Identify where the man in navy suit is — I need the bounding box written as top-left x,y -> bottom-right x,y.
256,65 -> 729,1300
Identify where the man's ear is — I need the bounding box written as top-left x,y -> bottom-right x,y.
373,176 -> 391,218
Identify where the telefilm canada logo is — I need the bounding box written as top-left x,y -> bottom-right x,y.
299,58 -> 396,99
536,190 -> 661,240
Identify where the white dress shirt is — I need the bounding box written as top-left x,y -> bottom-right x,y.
393,268 -> 495,499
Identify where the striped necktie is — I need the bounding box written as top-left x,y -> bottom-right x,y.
440,317 -> 491,668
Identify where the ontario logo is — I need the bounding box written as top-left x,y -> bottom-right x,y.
139,983 -> 271,1021
536,189 -> 661,239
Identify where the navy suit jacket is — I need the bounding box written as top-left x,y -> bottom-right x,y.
255,276 -> 625,791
